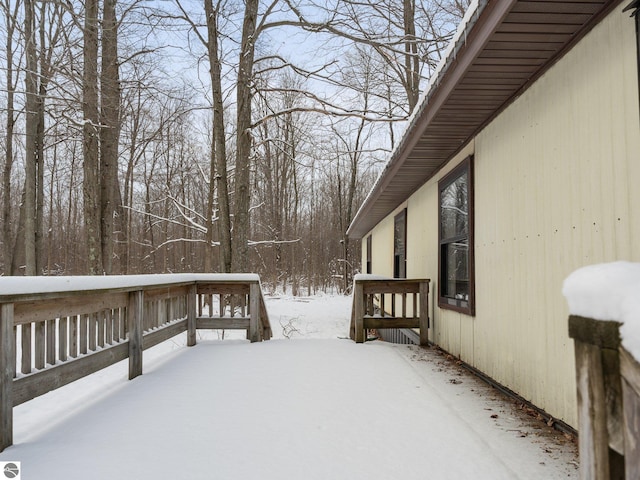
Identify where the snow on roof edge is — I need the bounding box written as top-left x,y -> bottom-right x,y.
563,261 -> 640,363
347,0 -> 484,238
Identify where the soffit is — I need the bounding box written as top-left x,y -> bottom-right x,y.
347,0 -> 620,239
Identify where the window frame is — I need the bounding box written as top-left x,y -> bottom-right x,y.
393,209 -> 407,279
366,234 -> 372,274
438,156 -> 475,316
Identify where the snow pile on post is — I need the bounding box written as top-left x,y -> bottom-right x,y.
563,261 -> 640,361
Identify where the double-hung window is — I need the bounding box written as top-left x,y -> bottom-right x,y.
438,157 -> 475,315
393,209 -> 407,278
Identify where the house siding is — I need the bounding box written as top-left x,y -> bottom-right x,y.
361,4 -> 640,428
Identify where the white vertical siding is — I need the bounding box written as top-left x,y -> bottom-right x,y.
473,4 -> 640,425
360,5 -> 640,428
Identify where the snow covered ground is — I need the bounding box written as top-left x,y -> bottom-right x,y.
0,293 -> 577,479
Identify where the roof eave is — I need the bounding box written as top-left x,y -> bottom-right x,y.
347,0 -> 622,240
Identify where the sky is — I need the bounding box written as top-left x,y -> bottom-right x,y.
0,292 -> 578,479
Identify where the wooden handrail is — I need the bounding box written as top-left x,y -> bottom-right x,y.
350,275 -> 430,345
0,274 -> 271,452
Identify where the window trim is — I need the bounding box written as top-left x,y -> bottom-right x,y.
393,209 -> 407,279
438,156 -> 475,316
366,234 -> 372,274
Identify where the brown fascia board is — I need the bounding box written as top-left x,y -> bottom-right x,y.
347,0 -> 517,239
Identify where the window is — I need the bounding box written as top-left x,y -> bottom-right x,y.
366,235 -> 372,274
393,209 -> 407,278
438,157 -> 474,315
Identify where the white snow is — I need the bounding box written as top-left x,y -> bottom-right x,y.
0,293 -> 576,479
352,273 -> 391,281
563,261 -> 640,361
0,273 -> 260,297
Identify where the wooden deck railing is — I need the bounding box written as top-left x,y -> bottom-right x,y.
0,274 -> 271,452
350,275 -> 430,345
568,316 -> 640,479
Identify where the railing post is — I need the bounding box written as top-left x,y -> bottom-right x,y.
419,281 -> 429,346
187,284 -> 197,347
249,282 -> 260,343
569,316 -> 625,480
354,280 -> 365,343
620,348 -> 640,479
128,290 -> 144,380
0,303 -> 15,452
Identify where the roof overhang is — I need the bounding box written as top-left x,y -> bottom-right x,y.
347,0 -> 623,239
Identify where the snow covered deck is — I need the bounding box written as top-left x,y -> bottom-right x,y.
0,275 -> 272,453
0,295 -> 577,479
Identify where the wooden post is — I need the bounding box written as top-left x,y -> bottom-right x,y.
574,340 -> 611,479
620,348 -> 640,480
569,316 -> 625,480
419,281 -> 429,346
249,283 -> 260,343
354,281 -> 364,343
187,285 -> 197,347
128,290 -> 144,380
0,303 -> 15,452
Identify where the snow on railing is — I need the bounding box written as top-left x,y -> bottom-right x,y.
563,262 -> 640,479
0,274 -> 271,452
350,275 -> 430,345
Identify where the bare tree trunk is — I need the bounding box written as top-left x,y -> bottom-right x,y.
100,0 -> 121,274
204,133 -> 215,273
232,0 -> 259,273
35,0 -> 50,274
22,0 -> 38,275
83,0 -> 102,274
204,0 -> 231,272
404,0 -> 420,111
1,0 -> 19,274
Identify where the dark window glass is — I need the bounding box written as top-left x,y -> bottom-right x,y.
366,235 -> 372,274
438,157 -> 474,315
440,174 -> 468,240
394,210 -> 406,278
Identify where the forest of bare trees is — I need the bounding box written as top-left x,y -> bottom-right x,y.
0,0 -> 468,293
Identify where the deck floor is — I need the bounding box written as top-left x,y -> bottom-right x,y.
0,297 -> 578,479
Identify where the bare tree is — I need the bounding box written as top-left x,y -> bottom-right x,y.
231,0 -> 260,273
100,0 -> 122,274
281,0 -> 466,115
21,0 -> 39,275
83,0 -> 102,274
1,0 -> 20,273
204,0 -> 231,272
